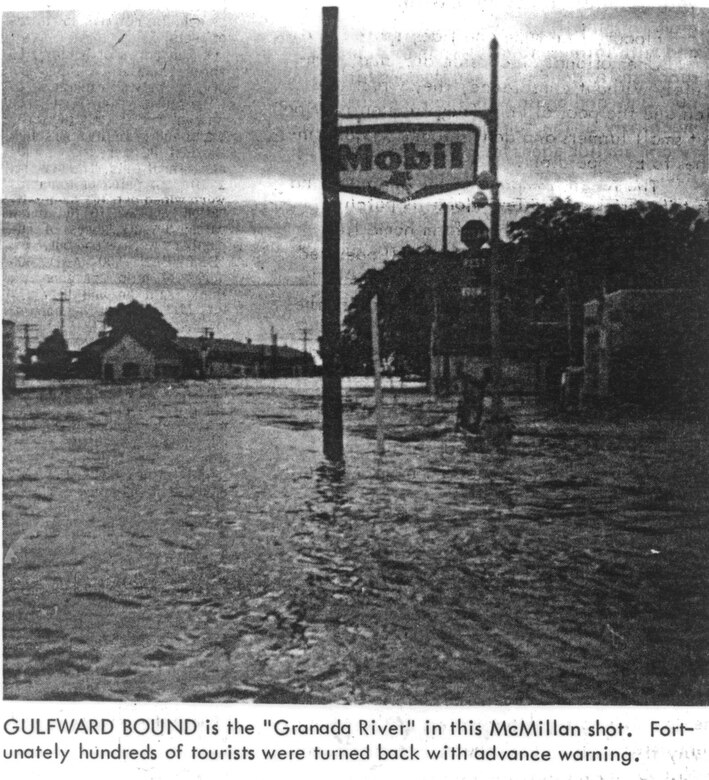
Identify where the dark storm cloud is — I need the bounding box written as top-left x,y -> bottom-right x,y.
336,8 -> 708,201
3,7 -> 708,202
499,6 -> 708,200
503,47 -> 708,184
521,6 -> 708,53
2,10 -> 320,179
1,199 -> 321,292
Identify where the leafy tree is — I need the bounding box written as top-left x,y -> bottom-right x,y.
507,199 -> 708,366
103,300 -> 178,343
340,246 -> 469,377
342,200 -> 707,382
507,200 -> 601,365
35,328 -> 71,376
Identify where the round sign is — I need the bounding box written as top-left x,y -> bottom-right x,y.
460,219 -> 490,251
473,191 -> 489,208
476,170 -> 496,190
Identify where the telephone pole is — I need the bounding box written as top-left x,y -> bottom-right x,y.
21,323 -> 38,354
270,325 -> 279,377
52,291 -> 70,336
302,327 -> 309,356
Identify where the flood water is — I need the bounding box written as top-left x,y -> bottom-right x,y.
3,379 -> 708,703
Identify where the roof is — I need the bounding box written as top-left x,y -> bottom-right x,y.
177,337 -> 313,363
178,337 -> 266,356
79,334 -> 114,355
80,332 -> 313,363
80,331 -> 183,359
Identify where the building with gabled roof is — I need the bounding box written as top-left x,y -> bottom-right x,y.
78,331 -> 184,381
177,335 -> 315,378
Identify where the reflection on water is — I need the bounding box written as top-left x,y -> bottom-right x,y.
3,379 -> 708,704
314,461 -> 348,509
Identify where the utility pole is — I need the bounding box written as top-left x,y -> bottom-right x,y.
488,38 -> 503,419
21,323 -> 38,354
428,278 -> 439,395
270,325 -> 279,377
430,203 -> 448,394
301,327 -> 311,376
52,291 -> 69,336
320,6 -> 344,463
371,296 -> 385,455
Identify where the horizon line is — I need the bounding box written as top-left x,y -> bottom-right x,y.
3,195 -> 706,209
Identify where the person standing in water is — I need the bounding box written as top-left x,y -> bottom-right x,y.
456,367 -> 491,433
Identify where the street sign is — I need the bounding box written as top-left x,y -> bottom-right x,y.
461,286 -> 485,298
461,219 -> 489,251
338,123 -> 480,202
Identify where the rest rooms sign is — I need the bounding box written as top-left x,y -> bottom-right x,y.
338,123 -> 480,202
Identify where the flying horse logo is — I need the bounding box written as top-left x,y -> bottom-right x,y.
382,170 -> 414,195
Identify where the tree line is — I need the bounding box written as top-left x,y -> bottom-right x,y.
339,199 -> 708,379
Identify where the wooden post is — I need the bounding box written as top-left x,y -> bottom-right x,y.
428,286 -> 439,395
441,202 -> 449,253
370,295 -> 385,455
436,205 -> 447,394
321,7 -> 344,462
488,37 -> 503,419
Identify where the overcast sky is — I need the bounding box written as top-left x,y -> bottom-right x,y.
2,2 -> 708,348
4,2 -> 708,204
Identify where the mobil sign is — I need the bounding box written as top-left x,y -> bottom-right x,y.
338,123 -> 480,202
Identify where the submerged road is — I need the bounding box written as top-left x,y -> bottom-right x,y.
3,379 -> 707,703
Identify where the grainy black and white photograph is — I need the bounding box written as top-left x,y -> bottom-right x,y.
2,1 -> 708,706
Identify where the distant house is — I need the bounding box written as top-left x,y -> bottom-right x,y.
78,332 -> 183,381
582,289 -> 701,408
275,345 -> 317,377
76,324 -> 316,383
178,335 -> 315,379
178,336 -> 268,378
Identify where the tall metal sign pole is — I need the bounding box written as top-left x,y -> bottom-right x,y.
321,7 -> 344,462
320,7 -> 502,460
488,38 -> 502,419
